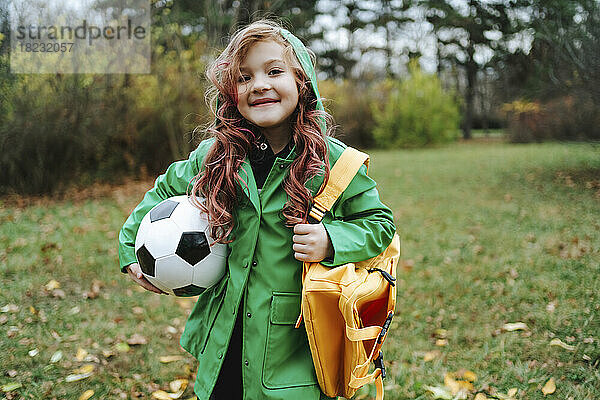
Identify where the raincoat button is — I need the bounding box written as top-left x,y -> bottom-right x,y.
251,261 -> 257,267
279,164 -> 285,169
246,312 -> 252,318
218,353 -> 223,359
244,360 -> 249,366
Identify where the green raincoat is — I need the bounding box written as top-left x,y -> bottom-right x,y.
118,28 -> 396,400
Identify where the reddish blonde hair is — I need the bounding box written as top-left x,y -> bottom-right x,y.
190,20 -> 334,243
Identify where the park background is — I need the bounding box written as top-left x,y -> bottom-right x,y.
0,0 -> 599,399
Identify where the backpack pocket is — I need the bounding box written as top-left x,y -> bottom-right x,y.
262,292 -> 319,389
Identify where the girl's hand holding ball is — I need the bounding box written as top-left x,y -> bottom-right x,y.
292,223 -> 334,262
126,263 -> 167,294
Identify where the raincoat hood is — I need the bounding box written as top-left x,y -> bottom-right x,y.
278,28 -> 326,134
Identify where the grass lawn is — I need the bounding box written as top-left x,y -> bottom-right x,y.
1,140 -> 599,399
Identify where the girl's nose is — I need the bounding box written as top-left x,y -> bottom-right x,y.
252,74 -> 271,92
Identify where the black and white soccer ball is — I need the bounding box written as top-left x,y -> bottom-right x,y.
134,195 -> 227,296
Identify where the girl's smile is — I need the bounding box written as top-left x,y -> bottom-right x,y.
236,41 -> 299,142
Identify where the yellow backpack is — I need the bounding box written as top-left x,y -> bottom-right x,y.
295,147 -> 400,400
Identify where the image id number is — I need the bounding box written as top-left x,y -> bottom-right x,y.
19,42 -> 74,53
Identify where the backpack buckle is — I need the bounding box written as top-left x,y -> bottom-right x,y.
377,311 -> 394,344
373,351 -> 386,379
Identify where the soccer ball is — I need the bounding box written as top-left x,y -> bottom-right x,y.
134,195 -> 227,296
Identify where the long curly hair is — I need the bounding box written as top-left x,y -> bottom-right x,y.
189,19 -> 334,244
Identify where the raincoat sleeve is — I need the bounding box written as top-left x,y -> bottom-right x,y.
320,163 -> 396,267
117,144 -> 207,273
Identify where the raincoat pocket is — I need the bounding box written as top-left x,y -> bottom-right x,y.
180,272 -> 228,358
262,292 -> 319,389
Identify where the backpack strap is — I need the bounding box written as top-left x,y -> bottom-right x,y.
308,147 -> 369,222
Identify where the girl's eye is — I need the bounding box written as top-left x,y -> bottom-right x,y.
269,69 -> 283,75
238,75 -> 250,83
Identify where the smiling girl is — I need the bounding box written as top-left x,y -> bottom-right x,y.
118,19 -> 396,400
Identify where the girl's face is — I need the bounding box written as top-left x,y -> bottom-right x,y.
236,40 -> 299,136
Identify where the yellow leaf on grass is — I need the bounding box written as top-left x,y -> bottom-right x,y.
65,373 -> 92,382
462,370 -> 477,382
423,385 -> 453,399
159,355 -> 183,363
169,379 -> 188,393
542,377 -> 556,395
116,342 -> 131,353
435,339 -> 448,346
444,373 -> 460,394
45,280 -> 60,290
78,389 -> 94,400
76,348 -> 88,361
507,388 -> 518,397
424,350 -> 440,362
151,390 -> 172,400
502,322 -> 529,332
50,350 -> 63,363
474,394 -> 487,400
549,338 -> 576,351
74,364 -> 95,374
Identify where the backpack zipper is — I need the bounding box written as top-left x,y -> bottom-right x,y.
367,268 -> 396,286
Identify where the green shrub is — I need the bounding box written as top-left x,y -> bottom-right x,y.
371,60 -> 461,148
319,79 -> 376,148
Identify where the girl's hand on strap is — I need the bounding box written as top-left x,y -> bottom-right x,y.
126,263 -> 168,295
292,223 -> 334,262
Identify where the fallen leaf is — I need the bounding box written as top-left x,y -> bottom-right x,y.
159,355 -> 183,363
542,377 -> 556,395
507,388 -> 518,397
435,339 -> 448,346
116,342 -> 131,353
45,280 -> 61,290
462,370 -> 477,382
423,385 -> 453,399
102,349 -> 115,358
1,382 -> 22,392
424,350 -> 440,362
169,379 -> 188,393
166,326 -> 178,334
65,373 -> 93,382
127,333 -> 148,345
76,348 -> 88,361
474,394 -> 487,400
400,259 -> 414,272
79,389 -> 94,400
549,338 -> 576,351
7,326 -> 19,338
434,329 -> 448,339
444,373 -> 460,394
502,322 -> 528,332
74,364 -> 95,374
132,306 -> 144,314
1,304 -> 19,313
151,390 -> 173,400
52,289 -> 66,299
6,370 -> 17,378
50,350 -> 63,363
28,348 -> 39,357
